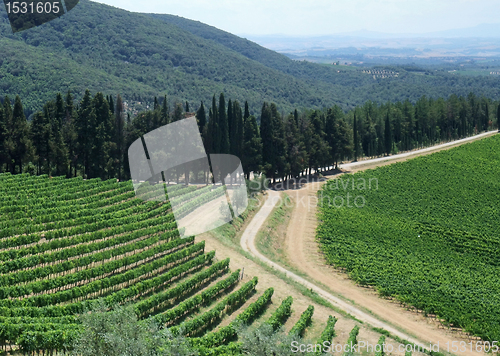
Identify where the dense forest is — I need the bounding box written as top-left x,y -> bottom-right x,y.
2,0 -> 500,117
0,90 -> 497,183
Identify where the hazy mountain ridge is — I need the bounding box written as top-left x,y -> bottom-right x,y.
0,0 -> 500,117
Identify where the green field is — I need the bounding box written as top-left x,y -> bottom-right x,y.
317,134 -> 500,341
0,174 -> 330,355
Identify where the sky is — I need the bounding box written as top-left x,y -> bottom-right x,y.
90,0 -> 500,36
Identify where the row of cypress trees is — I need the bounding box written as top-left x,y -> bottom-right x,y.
0,91 -> 498,182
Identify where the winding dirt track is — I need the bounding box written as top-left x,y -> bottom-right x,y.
241,130 -> 498,356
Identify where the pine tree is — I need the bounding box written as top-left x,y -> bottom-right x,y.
384,111 -> 392,155
154,96 -> 159,111
185,101 -> 190,113
172,102 -> 184,122
218,93 -> 230,154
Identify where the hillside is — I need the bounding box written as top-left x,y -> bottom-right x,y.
0,0 -> 500,117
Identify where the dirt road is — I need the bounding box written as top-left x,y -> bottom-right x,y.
242,130 -> 498,355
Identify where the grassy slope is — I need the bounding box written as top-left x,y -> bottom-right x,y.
317,134 -> 500,341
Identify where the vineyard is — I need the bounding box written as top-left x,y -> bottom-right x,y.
317,134 -> 500,341
0,173 -> 338,355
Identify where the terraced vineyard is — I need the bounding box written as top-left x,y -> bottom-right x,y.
317,134 -> 500,342
0,173 -> 334,355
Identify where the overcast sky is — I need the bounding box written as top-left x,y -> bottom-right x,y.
90,0 -> 500,36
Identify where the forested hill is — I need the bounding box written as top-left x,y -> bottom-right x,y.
1,0 -> 500,117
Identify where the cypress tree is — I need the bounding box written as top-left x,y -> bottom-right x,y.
31,111 -> 49,175
325,107 -> 339,168
76,90 -> 96,178
3,96 -> 13,172
161,95 -> 169,125
108,95 -> 114,115
376,118 -> 384,156
218,93 -> 229,154
210,95 -> 220,153
482,98 -> 489,131
294,109 -> 299,127
353,112 -> 359,161
196,101 -> 207,150
244,101 -> 250,120
308,110 -> 328,173
384,111 -> 392,155
115,94 -> 125,181
63,91 -> 77,177
270,104 -> 287,181
0,105 -> 5,171
92,92 -> 114,179
185,101 -> 190,113
52,93 -> 69,175
3,96 -> 12,124
242,115 -> 262,180
234,100 -> 244,158
11,96 -> 30,173
154,96 -> 159,111
285,114 -> 305,179
228,99 -> 237,155
497,103 -> 500,132
54,93 -> 65,130
207,107 -> 214,154
260,102 -> 274,179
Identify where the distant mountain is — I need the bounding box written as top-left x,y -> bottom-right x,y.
243,23 -> 500,43
1,1 -> 500,117
421,23 -> 500,38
